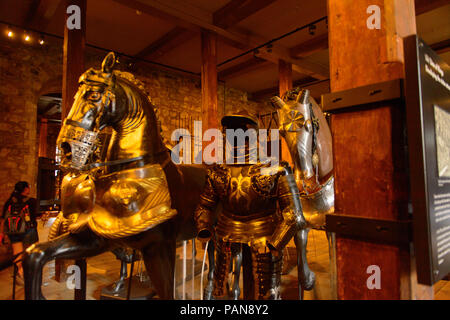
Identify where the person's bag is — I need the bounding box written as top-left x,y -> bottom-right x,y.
0,234 -> 13,271
4,198 -> 31,236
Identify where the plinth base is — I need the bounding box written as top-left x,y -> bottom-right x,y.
100,275 -> 156,300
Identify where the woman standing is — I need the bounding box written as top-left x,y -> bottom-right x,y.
0,181 -> 39,284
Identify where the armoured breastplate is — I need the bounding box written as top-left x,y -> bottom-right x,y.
60,163 -> 177,239
211,163 -> 281,244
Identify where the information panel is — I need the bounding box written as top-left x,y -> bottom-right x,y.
404,35 -> 450,285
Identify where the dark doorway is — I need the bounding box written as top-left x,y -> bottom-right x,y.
37,92 -> 62,213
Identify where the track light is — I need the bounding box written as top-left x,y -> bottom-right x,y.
24,32 -> 31,42
308,24 -> 316,35
6,26 -> 14,38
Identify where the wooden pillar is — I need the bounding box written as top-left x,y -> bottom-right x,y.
201,30 -> 219,161
74,259 -> 87,300
59,0 -> 87,299
61,0 -> 86,119
327,0 -> 421,299
38,118 -> 48,158
278,60 -> 293,166
278,60 -> 292,96
328,0 -> 415,92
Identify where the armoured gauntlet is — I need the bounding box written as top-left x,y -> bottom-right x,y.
194,174 -> 218,242
268,165 -> 307,252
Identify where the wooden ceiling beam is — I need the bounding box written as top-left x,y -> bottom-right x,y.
135,0 -> 274,62
23,0 -> 41,26
213,0 -> 277,29
415,0 -> 449,15
26,0 -> 63,30
251,76 -> 324,101
430,38 -> 450,54
135,26 -> 196,60
111,0 -> 208,32
288,1 -> 449,60
255,46 -> 329,79
111,0 -> 329,79
218,57 -> 269,80
290,33 -> 329,58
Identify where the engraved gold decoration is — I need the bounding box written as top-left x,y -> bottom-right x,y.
88,164 -> 177,239
59,163 -> 176,239
280,109 -> 305,132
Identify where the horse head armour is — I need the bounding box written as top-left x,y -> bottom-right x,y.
271,88 -> 334,229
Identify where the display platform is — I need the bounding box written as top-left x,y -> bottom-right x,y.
100,275 -> 155,300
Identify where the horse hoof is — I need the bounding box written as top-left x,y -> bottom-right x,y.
203,286 -> 214,300
301,271 -> 316,291
265,288 -> 281,300
229,288 -> 240,300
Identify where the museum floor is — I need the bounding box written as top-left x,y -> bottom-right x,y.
1,218 -> 449,300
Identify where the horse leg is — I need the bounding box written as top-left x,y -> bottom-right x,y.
242,244 -> 255,299
22,228 -> 110,300
113,260 -> 129,293
229,243 -> 242,300
141,238 -> 176,300
203,239 -> 215,300
294,228 -> 316,299
110,247 -> 133,293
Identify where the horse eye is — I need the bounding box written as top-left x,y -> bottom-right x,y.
88,92 -> 101,101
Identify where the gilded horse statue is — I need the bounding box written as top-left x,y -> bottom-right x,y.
272,88 -> 334,298
23,52 -> 209,299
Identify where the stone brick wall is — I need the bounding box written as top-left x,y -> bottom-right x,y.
0,37 -> 270,205
0,37 -> 62,203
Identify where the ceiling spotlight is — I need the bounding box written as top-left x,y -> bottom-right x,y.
39,35 -> 45,45
6,26 -> 13,38
24,33 -> 31,42
308,24 -> 316,35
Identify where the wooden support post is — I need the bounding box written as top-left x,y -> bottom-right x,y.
327,0 -> 426,299
74,259 -> 87,300
278,59 -> 292,96
201,30 -> 219,162
61,0 -> 86,119
57,0 -> 88,298
278,59 -> 293,166
38,118 -> 48,158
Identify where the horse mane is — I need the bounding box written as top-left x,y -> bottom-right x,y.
112,70 -> 159,125
114,70 -> 152,103
111,69 -> 166,153
282,87 -> 302,102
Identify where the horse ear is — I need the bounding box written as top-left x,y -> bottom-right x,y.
270,96 -> 286,109
102,52 -> 116,74
296,89 -> 310,104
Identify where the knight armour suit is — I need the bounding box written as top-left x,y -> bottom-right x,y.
194,111 -> 308,300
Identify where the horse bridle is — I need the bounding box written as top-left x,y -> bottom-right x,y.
82,149 -> 170,171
